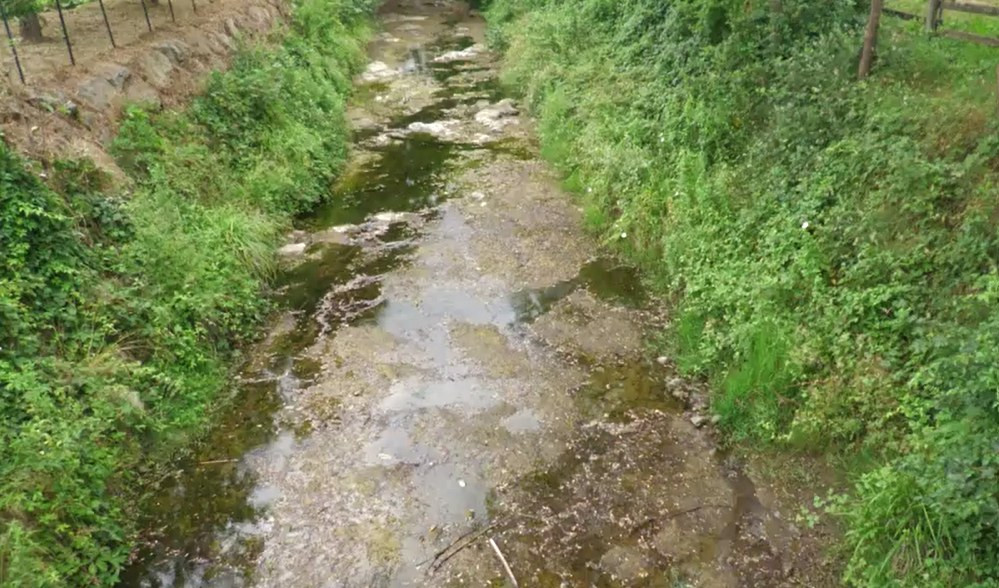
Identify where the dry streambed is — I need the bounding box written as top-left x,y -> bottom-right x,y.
122,2 -> 836,586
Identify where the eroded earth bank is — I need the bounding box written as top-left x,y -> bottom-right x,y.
126,1 -> 836,586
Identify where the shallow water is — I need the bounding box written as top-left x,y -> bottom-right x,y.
121,2 -> 812,587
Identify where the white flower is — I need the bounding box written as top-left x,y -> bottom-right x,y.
801,221 -> 810,230
620,232 -> 627,239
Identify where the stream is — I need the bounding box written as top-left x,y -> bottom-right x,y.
120,2 -> 813,586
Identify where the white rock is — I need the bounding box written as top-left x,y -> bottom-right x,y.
373,211 -> 408,223
433,44 -> 485,63
474,99 -> 520,130
361,61 -> 397,82
278,243 -> 307,256
407,120 -> 459,139
690,414 -> 708,428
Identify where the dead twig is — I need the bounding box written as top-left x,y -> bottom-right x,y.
630,503 -> 730,537
425,523 -> 497,574
198,458 -> 238,465
488,537 -> 519,587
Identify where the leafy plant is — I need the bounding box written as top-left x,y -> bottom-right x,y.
0,0 -> 372,584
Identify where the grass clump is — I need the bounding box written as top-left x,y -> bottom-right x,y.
0,0 -> 374,584
484,0 -> 999,585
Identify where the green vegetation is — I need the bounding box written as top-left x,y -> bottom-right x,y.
0,0 -> 373,584
484,0 -> 999,585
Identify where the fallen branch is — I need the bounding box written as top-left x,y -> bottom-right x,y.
489,537 -> 519,587
426,523 -> 497,574
629,503 -> 730,537
198,458 -> 239,465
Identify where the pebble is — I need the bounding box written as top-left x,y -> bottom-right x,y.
690,414 -> 708,428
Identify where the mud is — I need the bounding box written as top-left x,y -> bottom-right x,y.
122,2 -> 837,586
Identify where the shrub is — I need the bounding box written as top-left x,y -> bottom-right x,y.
0,0 -> 372,584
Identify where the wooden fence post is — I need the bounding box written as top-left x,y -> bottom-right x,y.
859,0 -> 884,79
995,63 -> 999,117
0,2 -> 25,83
927,0 -> 942,31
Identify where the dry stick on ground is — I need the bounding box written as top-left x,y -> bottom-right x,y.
425,523 -> 498,574
198,458 -> 239,465
629,503 -> 731,538
488,537 -> 519,588
859,0 -> 885,79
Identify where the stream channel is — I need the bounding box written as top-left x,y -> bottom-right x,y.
120,2 -> 815,586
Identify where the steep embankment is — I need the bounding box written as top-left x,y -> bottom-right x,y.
0,0 -> 287,176
0,0 -> 374,584
484,1 -> 999,586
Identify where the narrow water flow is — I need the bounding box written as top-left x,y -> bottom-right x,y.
122,2 -> 804,587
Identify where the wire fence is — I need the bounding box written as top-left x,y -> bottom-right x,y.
1,0 -> 212,84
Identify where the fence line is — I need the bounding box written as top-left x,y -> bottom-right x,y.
885,1 -> 999,47
1,0 -> 209,83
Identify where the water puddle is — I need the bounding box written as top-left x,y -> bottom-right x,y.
510,257 -> 646,323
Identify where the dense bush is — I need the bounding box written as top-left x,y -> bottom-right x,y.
484,0 -> 999,585
0,0 -> 371,584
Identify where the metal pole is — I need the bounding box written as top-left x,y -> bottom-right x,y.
0,2 -> 24,84
166,0 -> 175,22
53,0 -> 74,66
97,0 -> 115,47
140,0 -> 152,32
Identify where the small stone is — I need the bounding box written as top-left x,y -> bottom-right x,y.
711,414 -> 722,425
690,414 -> 708,428
152,40 -> 190,65
92,62 -> 132,89
278,243 -> 307,256
373,211 -> 408,223
75,77 -> 117,111
224,18 -> 241,38
656,356 -> 669,366
361,61 -> 396,82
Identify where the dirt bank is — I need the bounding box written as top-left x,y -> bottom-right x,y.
0,0 -> 286,178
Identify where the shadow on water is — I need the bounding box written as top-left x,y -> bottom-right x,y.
509,257 -> 647,323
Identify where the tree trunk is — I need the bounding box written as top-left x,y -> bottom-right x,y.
858,0 -> 884,79
770,0 -> 783,44
19,13 -> 42,42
